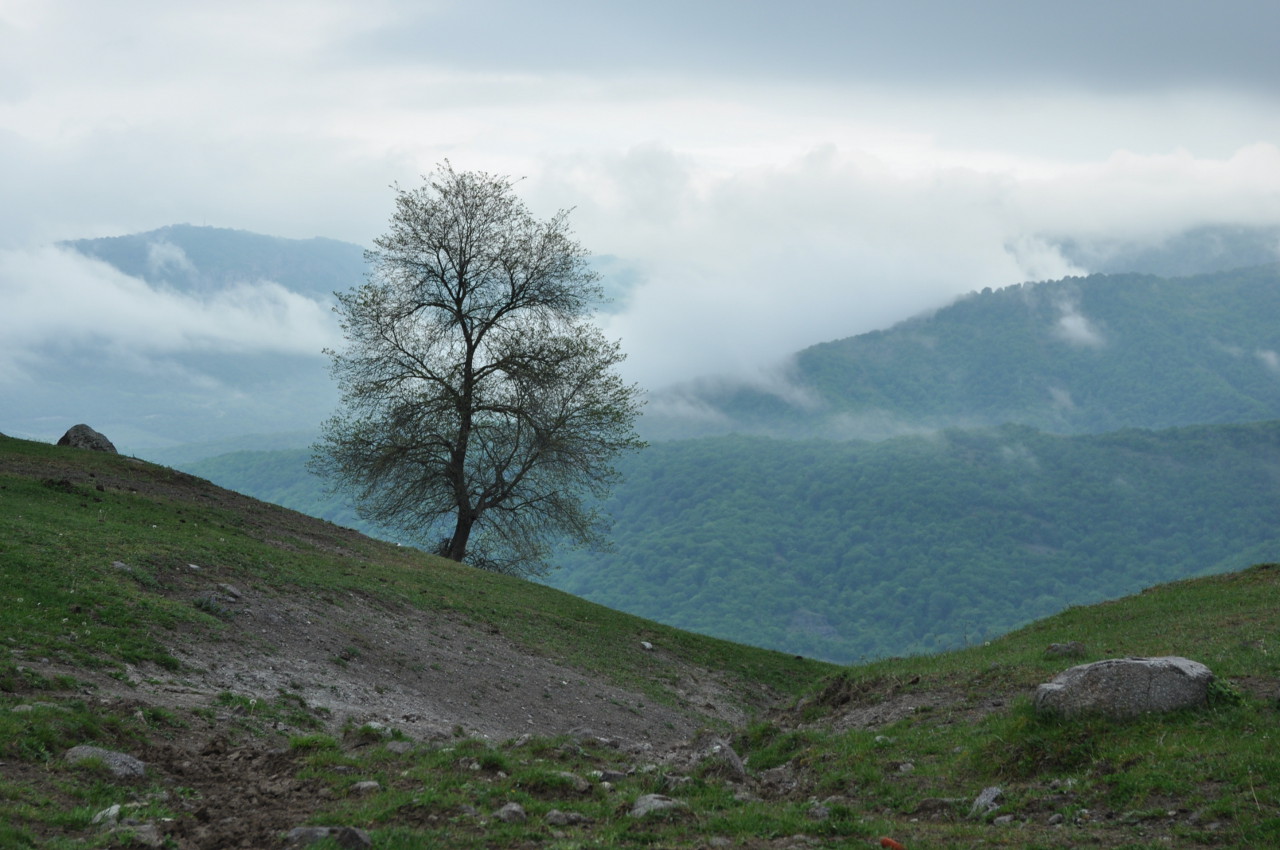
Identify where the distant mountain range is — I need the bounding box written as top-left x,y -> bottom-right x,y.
60,223 -> 367,299
7,221 -> 1280,663
643,262 -> 1280,440
165,246 -> 1280,662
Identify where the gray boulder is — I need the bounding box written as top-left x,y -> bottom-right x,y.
493,802 -> 527,823
64,745 -> 146,778
630,794 -> 688,818
286,826 -> 372,849
57,424 -> 117,453
1044,641 -> 1087,659
1035,656 -> 1214,718
692,735 -> 747,782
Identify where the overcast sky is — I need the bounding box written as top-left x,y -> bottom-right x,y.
3,0 -> 1280,398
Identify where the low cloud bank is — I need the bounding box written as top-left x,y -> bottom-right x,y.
0,245 -> 340,383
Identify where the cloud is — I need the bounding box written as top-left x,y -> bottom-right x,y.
0,246 -> 340,382
3,1 -> 1280,401
1053,311 -> 1107,349
1048,387 -> 1077,410
1258,349 -> 1280,374
146,240 -> 197,278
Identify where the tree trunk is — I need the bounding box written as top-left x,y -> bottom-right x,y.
447,513 -> 473,562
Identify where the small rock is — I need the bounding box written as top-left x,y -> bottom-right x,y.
494,802 -> 527,823
807,803 -> 830,820
349,780 -> 381,793
1045,641 -> 1087,658
385,740 -> 413,755
546,809 -> 594,826
993,814 -> 1015,825
968,786 -> 1002,818
1048,813 -> 1065,825
285,826 -> 372,849
111,822 -> 164,847
640,641 -> 654,651
217,583 -> 242,599
698,738 -> 747,782
64,745 -> 146,779
557,771 -> 591,792
91,804 -> 123,825
630,793 -> 688,818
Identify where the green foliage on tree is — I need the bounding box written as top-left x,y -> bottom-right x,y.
310,163 -> 644,576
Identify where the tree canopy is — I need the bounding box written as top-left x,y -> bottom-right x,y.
311,163 -> 644,575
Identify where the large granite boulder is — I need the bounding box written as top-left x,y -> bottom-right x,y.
57,424 -> 117,453
1035,656 -> 1214,718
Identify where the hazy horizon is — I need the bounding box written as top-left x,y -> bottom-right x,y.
3,0 -> 1279,438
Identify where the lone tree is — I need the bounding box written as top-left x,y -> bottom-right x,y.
311,163 -> 644,576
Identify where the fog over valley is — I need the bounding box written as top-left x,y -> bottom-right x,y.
3,1 -> 1280,450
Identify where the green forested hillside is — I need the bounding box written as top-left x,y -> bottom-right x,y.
548,421 -> 1280,661
648,264 -> 1280,439
184,421 -> 1280,663
183,448 -> 367,533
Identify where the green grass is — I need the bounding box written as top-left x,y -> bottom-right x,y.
0,434 -> 828,709
266,563 -> 1280,848
4,433 -> 1280,847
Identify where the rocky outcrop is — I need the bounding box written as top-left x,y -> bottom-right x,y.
286,826 -> 372,848
63,745 -> 146,778
57,424 -> 118,453
1034,656 -> 1214,718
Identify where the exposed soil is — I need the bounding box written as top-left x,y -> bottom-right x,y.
10,451 -> 763,748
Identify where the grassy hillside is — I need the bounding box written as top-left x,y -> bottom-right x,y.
3,434 -> 1279,847
0,434 -> 819,702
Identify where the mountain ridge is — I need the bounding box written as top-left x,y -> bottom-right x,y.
645,263 -> 1280,440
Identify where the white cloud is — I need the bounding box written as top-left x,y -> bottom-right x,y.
1258,349 -> 1280,374
0,246 -> 340,381
146,240 -> 196,278
3,0 -> 1280,399
1053,311 -> 1107,349
1048,387 -> 1077,410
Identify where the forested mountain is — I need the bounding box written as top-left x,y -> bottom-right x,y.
1054,223 -> 1280,277
549,421 -> 1280,661
60,224 -> 367,299
644,263 -> 1280,440
184,420 -> 1280,663
18,224 -> 1280,664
